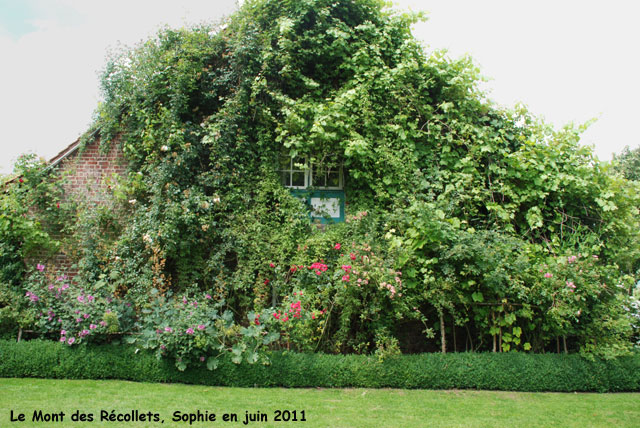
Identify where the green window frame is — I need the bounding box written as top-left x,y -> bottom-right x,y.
279,155 -> 345,223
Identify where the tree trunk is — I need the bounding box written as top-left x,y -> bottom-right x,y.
440,312 -> 446,354
271,283 -> 277,308
452,320 -> 457,352
491,312 -> 496,353
563,336 -> 568,354
17,327 -> 22,343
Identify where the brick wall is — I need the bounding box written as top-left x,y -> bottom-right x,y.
47,137 -> 128,277
56,137 -> 127,203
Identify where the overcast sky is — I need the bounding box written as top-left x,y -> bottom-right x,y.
1,0 -> 638,174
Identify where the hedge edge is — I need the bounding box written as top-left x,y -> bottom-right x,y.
1,340 -> 638,392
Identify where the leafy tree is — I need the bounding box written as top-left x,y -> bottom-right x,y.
613,145 -> 640,181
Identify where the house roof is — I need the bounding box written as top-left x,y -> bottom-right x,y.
48,138 -> 81,169
2,131 -> 93,187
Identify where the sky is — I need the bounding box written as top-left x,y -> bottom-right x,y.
1,0 -> 639,175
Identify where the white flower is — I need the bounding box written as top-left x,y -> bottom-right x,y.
161,145 -> 169,152
128,199 -> 137,205
213,196 -> 221,203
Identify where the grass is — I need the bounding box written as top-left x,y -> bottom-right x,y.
1,378 -> 638,428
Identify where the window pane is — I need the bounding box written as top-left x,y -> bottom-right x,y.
292,171 -> 305,187
280,171 -> 291,187
292,156 -> 305,170
311,168 -> 323,187
327,171 -> 340,187
279,155 -> 291,170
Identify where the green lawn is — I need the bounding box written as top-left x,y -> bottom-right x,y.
0,378 -> 638,428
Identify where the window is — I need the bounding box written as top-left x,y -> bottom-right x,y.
311,162 -> 342,189
278,154 -> 345,224
278,156 -> 309,188
278,155 -> 342,189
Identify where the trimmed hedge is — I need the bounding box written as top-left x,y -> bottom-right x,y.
1,340 -> 638,392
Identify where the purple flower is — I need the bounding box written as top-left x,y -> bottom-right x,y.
76,318 -> 82,323
200,356 -> 205,362
87,295 -> 95,302
83,313 -> 90,319
60,330 -> 66,336
36,264 -> 45,272
197,324 -> 205,330
99,321 -> 107,327
89,324 -> 97,330
60,337 -> 66,343
67,337 -> 75,345
25,291 -> 39,302
186,328 -> 195,335
192,301 -> 198,307
205,294 -> 212,299
160,344 -> 166,350
77,295 -> 85,303
164,327 -> 173,333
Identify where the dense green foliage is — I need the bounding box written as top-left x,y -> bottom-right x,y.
1,340 -> 639,392
0,155 -> 68,337
1,0 -> 639,365
613,145 -> 640,182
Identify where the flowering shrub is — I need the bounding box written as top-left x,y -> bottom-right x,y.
129,292 -> 279,371
23,265 -> 134,346
264,231 -> 425,353
0,154 -> 67,337
531,254 -> 635,358
262,290 -> 326,352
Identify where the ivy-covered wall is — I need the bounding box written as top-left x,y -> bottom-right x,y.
53,138 -> 128,204
44,137 -> 128,276
2,0 -> 638,367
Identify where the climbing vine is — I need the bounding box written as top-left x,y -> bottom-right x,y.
2,0 -> 639,361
